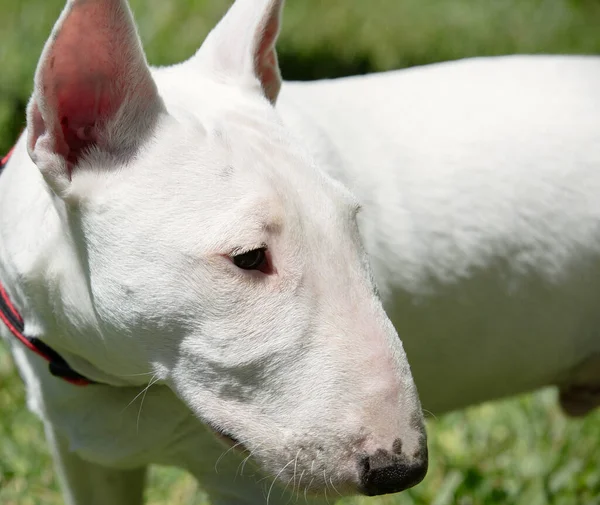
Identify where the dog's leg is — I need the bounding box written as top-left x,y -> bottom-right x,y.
46,426 -> 147,505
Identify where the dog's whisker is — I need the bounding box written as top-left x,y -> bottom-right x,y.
281,447 -> 301,503
422,407 -> 438,420
120,375 -> 158,415
215,441 -> 246,474
323,470 -> 331,505
304,477 -> 315,505
267,459 -> 295,505
234,440 -> 261,479
237,451 -> 254,478
281,474 -> 294,505
294,469 -> 306,502
238,440 -> 264,477
215,433 -> 265,475
292,448 -> 301,492
329,476 -> 342,497
136,374 -> 160,433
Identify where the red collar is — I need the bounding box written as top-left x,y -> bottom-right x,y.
1,146 -> 94,386
1,145 -> 15,167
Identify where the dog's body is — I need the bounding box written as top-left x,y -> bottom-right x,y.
1,0 -> 599,504
279,55 -> 600,414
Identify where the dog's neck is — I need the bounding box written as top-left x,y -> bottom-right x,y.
0,140 -> 150,387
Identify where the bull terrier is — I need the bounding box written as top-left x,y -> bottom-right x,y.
1,0 -> 598,504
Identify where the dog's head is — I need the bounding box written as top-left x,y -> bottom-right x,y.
26,0 -> 427,496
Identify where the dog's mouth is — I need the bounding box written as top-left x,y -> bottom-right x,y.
206,423 -> 246,451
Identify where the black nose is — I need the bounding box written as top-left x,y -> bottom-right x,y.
358,445 -> 428,496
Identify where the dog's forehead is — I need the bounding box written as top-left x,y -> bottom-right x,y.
209,121 -> 361,230
153,71 -> 356,201
152,94 -> 358,215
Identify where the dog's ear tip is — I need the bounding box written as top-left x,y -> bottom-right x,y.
192,0 -> 284,104
28,0 -> 161,186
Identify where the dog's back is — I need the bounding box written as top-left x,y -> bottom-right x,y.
279,55 -> 600,413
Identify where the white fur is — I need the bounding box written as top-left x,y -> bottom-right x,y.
277,55 -> 600,413
1,0 -> 425,503
1,0 -> 599,504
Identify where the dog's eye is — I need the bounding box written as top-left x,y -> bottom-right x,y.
232,248 -> 267,271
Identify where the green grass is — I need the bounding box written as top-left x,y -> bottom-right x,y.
1,0 -> 600,504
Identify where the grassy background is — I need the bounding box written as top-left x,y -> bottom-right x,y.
3,0 -> 600,153
1,0 -> 600,504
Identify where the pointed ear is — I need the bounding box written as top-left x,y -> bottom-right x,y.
27,0 -> 163,192
194,0 -> 283,105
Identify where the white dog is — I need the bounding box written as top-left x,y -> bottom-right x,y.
1,0 -> 598,504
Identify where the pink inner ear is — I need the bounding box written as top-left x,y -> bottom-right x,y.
254,5 -> 282,103
33,0 -> 156,170
55,78 -> 114,165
